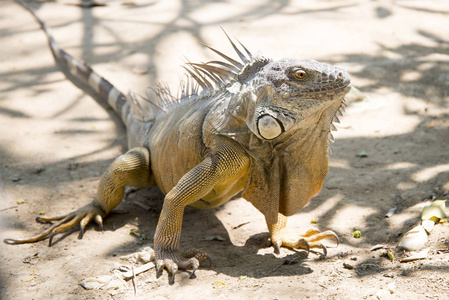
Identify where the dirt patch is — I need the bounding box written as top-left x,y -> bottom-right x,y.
1,1 -> 448,299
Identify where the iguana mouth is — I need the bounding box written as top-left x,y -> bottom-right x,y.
304,84 -> 351,99
328,84 -> 352,98
275,80 -> 351,102
344,84 -> 352,94
307,80 -> 351,96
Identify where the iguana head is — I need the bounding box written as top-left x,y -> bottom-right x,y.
180,34 -> 350,148
242,58 -> 351,140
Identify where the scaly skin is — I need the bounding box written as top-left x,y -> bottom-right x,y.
8,0 -> 351,284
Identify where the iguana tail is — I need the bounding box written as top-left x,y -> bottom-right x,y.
16,0 -> 132,125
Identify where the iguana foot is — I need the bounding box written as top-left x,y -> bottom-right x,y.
271,228 -> 339,256
4,202 -> 106,246
155,248 -> 209,284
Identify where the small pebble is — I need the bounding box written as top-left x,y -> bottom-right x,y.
11,176 -> 21,182
33,166 -> 45,174
343,262 -> 354,269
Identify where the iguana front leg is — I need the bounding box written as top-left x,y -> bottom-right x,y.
154,141 -> 250,283
267,213 -> 339,256
5,147 -> 153,246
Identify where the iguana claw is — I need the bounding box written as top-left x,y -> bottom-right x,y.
154,248 -> 209,284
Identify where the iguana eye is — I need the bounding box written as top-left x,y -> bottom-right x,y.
293,69 -> 307,80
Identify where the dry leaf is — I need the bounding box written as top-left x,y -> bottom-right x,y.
398,225 -> 428,251
399,248 -> 429,262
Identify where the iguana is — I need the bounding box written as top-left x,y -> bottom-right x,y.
8,0 -> 351,283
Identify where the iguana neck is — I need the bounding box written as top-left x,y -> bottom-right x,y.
277,99 -> 342,157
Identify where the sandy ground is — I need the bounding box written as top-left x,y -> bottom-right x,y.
1,0 -> 449,299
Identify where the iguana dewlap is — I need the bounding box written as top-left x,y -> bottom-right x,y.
8,0 -> 351,284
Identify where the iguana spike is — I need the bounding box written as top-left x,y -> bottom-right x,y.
152,84 -> 172,108
190,75 -> 199,95
183,66 -> 209,90
332,115 -> 340,123
129,91 -> 160,120
207,60 -> 240,73
200,43 -> 243,69
188,63 -> 236,80
328,132 -> 335,144
178,77 -> 186,99
179,76 -> 187,98
186,74 -> 193,96
191,63 -> 227,84
156,82 -> 177,107
194,65 -> 225,87
162,83 -> 178,103
142,88 -> 168,113
180,75 -> 194,99
190,65 -> 214,90
221,28 -> 249,64
128,91 -> 144,112
236,39 -> 253,59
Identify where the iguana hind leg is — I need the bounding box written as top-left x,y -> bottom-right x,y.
4,147 -> 153,246
267,213 -> 339,256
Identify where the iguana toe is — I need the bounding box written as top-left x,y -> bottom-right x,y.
4,202 -> 106,246
304,230 -> 339,256
94,214 -> 104,231
304,229 -> 339,245
271,228 -> 338,256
